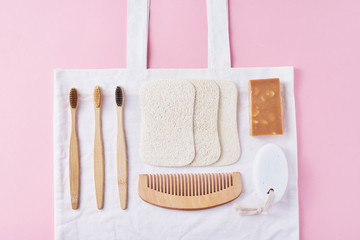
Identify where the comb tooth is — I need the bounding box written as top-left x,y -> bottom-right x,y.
164,174 -> 167,193
162,174 -> 166,193
165,174 -> 168,193
194,174 -> 197,196
219,173 -> 223,190
150,174 -> 153,189
172,174 -> 175,195
151,174 -> 154,190
169,174 -> 174,195
179,174 -> 183,196
212,173 -> 215,192
215,174 -> 218,192
188,174 -> 194,196
218,173 -> 221,191
198,174 -> 201,196
191,174 -> 194,196
192,174 -> 197,196
226,173 -> 230,188
189,174 -> 194,196
192,174 -> 196,196
195,174 -> 198,196
208,173 -> 211,194
221,173 -> 225,190
215,173 -> 218,192
162,174 -> 165,193
180,174 -> 184,196
184,173 -> 192,196
158,174 -> 162,193
156,174 -> 160,192
176,174 -> 180,196
175,174 -> 178,196
158,174 -> 162,192
205,174 -> 209,194
192,174 -> 195,196
185,174 -> 188,196
182,174 -> 186,196
169,174 -> 172,194
196,174 -> 200,196
154,174 -> 157,190
210,174 -> 214,193
202,174 -> 205,195
224,173 -> 227,189
193,174 -> 196,196
146,174 -> 149,188
223,173 -> 226,190
160,174 -> 162,192
184,174 -> 187,196
166,174 -> 169,194
153,174 -> 156,191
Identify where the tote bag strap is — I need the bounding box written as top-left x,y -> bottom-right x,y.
127,0 -> 231,70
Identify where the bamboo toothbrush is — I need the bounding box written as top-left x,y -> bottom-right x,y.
93,86 -> 104,209
115,86 -> 127,209
69,88 -> 79,210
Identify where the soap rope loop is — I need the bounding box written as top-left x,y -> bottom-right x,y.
234,189 -> 275,215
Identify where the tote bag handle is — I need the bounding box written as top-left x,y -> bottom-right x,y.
127,0 -> 231,70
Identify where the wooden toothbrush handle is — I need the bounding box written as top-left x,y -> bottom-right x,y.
69,109 -> 79,209
94,108 -> 104,209
117,107 -> 127,209
117,107 -> 128,209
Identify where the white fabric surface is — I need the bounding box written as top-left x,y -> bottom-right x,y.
54,0 -> 299,239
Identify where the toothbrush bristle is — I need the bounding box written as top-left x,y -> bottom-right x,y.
93,86 -> 102,108
115,86 -> 123,107
69,88 -> 78,109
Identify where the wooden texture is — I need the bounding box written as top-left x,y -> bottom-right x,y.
69,108 -> 79,210
138,172 -> 242,210
117,106 -> 128,210
94,103 -> 104,209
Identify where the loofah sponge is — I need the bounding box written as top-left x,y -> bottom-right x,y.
140,79 -> 196,166
212,80 -> 241,166
188,79 -> 221,166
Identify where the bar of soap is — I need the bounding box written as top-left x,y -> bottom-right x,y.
249,78 -> 283,136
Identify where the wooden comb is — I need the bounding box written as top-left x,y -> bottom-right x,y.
138,172 -> 242,210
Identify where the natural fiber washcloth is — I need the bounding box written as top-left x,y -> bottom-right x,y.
212,80 -> 241,166
140,79 -> 195,166
188,79 -> 221,166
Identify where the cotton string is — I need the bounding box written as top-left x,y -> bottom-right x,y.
234,189 -> 275,215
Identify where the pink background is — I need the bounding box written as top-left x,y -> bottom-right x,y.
0,0 -> 359,239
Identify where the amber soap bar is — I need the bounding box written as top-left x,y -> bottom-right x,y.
249,78 -> 283,136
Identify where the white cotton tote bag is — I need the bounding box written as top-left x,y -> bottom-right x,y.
54,0 -> 299,239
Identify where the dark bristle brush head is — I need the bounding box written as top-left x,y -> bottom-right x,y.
69,88 -> 78,109
115,86 -> 124,107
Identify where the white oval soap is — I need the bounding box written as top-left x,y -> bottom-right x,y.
253,144 -> 288,203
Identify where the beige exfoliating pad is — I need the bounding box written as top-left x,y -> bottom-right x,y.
188,79 -> 221,166
212,80 -> 241,166
140,79 -> 195,166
